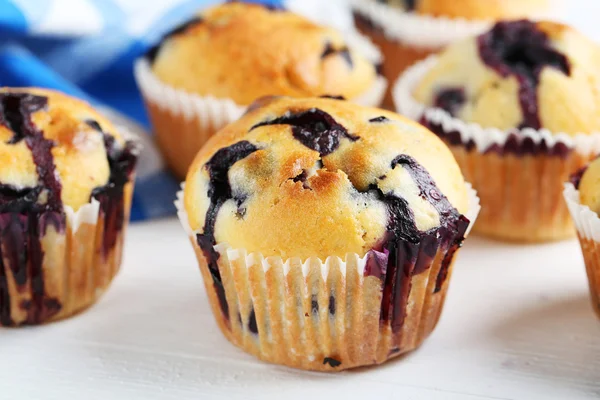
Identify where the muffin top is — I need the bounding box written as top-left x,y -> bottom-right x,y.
184,96 -> 469,260
578,157 -> 600,214
371,0 -> 548,20
0,88 -> 135,213
147,2 -> 379,105
413,20 -> 600,135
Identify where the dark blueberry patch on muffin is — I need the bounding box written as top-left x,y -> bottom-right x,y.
20,298 -> 61,322
477,20 -> 571,130
1,93 -> 47,144
248,307 -> 258,335
433,88 -> 466,117
251,108 -> 358,156
197,140 -> 259,322
146,16 -> 204,62
434,226 -> 467,293
360,155 -> 469,331
389,347 -> 401,356
323,357 -> 342,368
321,42 -> 353,69
234,194 -> 249,218
90,127 -> 138,258
292,170 -> 313,190
292,170 -> 308,183
85,119 -> 102,132
369,116 -> 389,123
364,249 -> 388,280
0,93 -> 63,212
320,95 -> 346,101
311,295 -> 319,315
391,155 -> 461,229
0,212 -> 64,325
291,170 -> 312,190
328,295 -> 336,315
0,185 -> 43,213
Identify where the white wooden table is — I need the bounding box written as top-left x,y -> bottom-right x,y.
2,218 -> 599,400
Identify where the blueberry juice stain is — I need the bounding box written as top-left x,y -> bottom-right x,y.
251,108 -> 358,156
363,155 -> 469,334
86,120 -> 138,259
433,88 -> 465,118
197,140 -> 259,323
477,20 -> 570,130
0,93 -> 63,325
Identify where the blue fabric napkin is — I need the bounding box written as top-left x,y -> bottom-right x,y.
0,0 -> 283,221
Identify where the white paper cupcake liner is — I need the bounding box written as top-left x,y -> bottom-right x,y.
564,183 -> 600,242
134,59 -> 246,129
393,56 -> 600,156
349,0 -> 491,48
175,182 -> 479,370
564,182 -> 600,317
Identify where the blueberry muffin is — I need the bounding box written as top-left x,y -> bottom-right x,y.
135,2 -> 385,179
351,0 -> 549,109
176,96 -> 479,371
396,20 -> 600,242
565,158 -> 600,318
0,88 -> 138,326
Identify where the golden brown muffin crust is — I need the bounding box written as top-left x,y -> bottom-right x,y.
184,96 -> 468,260
150,3 -> 378,105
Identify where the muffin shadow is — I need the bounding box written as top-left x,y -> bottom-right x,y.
491,295 -> 600,393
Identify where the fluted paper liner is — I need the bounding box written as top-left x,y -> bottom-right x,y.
350,0 -> 490,48
564,183 -> 600,318
0,128 -> 139,326
134,33 -> 388,180
176,183 -> 480,371
394,57 -> 600,242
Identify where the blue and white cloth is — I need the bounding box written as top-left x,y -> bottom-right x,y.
0,0 -> 282,221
